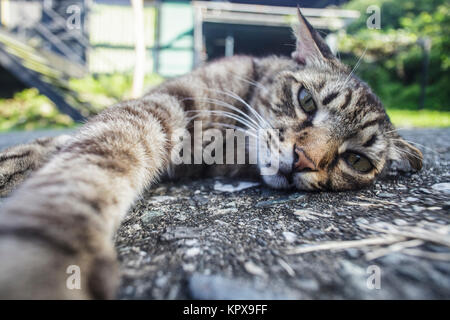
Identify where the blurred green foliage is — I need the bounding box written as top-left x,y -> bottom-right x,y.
340,0 -> 450,112
387,109 -> 450,127
69,73 -> 164,111
0,73 -> 164,132
0,88 -> 74,131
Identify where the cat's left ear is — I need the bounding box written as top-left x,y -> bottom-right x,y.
292,7 -> 337,65
387,137 -> 423,172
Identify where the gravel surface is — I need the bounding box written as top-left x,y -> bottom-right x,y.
1,128 -> 449,299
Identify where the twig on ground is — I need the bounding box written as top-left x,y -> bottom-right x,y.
359,223 -> 450,247
365,239 -> 424,260
285,235 -> 403,255
401,248 -> 450,261
285,221 -> 450,261
344,201 -> 383,208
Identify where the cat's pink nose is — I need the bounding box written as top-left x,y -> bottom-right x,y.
293,146 -> 317,172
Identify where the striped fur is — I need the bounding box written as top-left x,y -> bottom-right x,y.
0,11 -> 422,298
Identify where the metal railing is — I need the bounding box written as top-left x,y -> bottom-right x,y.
2,0 -> 90,66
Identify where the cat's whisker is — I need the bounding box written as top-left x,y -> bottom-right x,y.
223,89 -> 273,130
184,93 -> 278,148
208,122 -> 258,138
183,96 -> 258,127
186,109 -> 259,132
184,88 -> 270,130
391,145 -> 424,161
201,86 -> 269,127
384,127 -> 413,135
229,72 -> 269,93
339,45 -> 368,90
187,112 -> 257,133
183,97 -> 262,130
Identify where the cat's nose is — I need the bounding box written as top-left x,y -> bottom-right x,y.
293,146 -> 317,172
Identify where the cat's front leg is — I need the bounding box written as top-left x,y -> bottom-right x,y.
0,95 -> 186,299
0,135 -> 72,197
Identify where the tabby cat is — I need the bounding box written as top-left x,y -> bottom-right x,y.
0,10 -> 422,299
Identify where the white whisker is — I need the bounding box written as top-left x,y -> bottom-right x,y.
184,97 -> 261,129
223,89 -> 272,130
182,87 -> 271,130
208,122 -> 258,138
339,45 -> 368,91
228,72 -> 269,93
391,145 -> 423,161
186,110 -> 259,132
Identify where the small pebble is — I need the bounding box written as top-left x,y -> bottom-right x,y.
244,261 -> 267,278
431,182 -> 450,195
419,188 -> 432,195
185,247 -> 201,257
377,192 -> 395,198
282,231 -> 297,243
393,219 -> 408,226
141,210 -> 164,224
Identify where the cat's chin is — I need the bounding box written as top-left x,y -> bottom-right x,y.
262,172 -> 320,191
293,179 -> 313,191
292,174 -> 318,191
261,174 -> 294,190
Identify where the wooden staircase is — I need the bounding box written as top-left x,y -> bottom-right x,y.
0,0 -> 94,121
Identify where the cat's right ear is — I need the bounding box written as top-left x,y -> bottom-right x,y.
387,137 -> 423,172
292,7 -> 336,65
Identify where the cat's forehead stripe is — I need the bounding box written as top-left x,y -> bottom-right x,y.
340,90 -> 352,110
322,91 -> 339,105
362,134 -> 377,148
359,116 -> 385,130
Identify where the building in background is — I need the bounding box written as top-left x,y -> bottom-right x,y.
0,0 -> 358,118
192,1 -> 359,67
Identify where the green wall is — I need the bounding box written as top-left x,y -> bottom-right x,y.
157,2 -> 194,77
88,2 -> 156,74
87,1 -> 194,77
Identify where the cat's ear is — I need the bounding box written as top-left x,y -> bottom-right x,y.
387,137 -> 423,172
292,7 -> 336,65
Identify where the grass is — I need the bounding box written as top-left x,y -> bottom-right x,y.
0,88 -> 75,132
0,73 -> 163,132
386,108 -> 450,128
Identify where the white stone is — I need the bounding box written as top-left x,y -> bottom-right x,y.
185,247 -> 201,257
282,231 -> 297,243
214,180 -> 260,192
431,182 -> 450,194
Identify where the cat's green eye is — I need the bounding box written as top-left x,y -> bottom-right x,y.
344,152 -> 373,173
298,87 -> 316,113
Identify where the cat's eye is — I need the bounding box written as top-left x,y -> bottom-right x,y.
298,87 -> 316,113
343,152 -> 373,173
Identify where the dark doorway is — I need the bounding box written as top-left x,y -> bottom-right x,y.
204,22 -> 329,61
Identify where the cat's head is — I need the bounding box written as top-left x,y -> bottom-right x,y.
254,9 -> 422,191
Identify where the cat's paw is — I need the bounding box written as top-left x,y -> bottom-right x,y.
0,235 -> 119,299
0,135 -> 71,197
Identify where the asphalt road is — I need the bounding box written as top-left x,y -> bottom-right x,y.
1,128 -> 449,299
